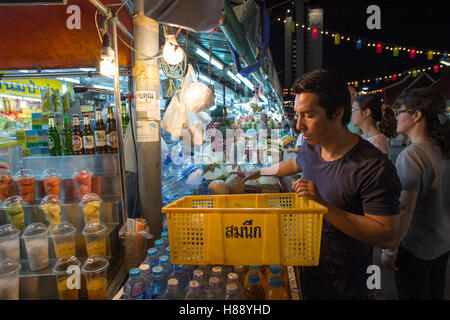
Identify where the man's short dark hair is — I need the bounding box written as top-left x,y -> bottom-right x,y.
292,69 -> 351,126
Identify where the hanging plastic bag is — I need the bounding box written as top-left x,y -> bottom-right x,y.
161,93 -> 189,135
181,64 -> 215,113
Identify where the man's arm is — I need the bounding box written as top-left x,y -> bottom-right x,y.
292,178 -> 401,249
234,157 -> 302,182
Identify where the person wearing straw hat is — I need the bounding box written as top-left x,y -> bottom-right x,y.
235,69 -> 402,300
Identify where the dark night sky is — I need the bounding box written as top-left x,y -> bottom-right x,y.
267,0 -> 450,90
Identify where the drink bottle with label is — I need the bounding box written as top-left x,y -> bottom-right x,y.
244,265 -> 269,292
62,115 -> 74,156
106,106 -> 118,153
82,114 -> 95,155
71,114 -> 84,155
48,116 -> 62,156
94,109 -> 107,154
122,268 -> 145,300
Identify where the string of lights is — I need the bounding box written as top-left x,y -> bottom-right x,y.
273,18 -> 449,61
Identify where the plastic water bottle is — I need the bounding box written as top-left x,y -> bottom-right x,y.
183,265 -> 196,280
244,273 -> 265,300
165,246 -> 171,264
161,231 -> 170,249
139,264 -> 152,296
192,269 -> 208,293
226,272 -> 243,296
266,276 -> 289,300
168,265 -> 189,292
233,265 -> 247,286
197,265 -> 211,280
147,266 -> 164,300
122,268 -> 145,300
161,278 -> 184,300
162,213 -> 168,232
143,248 -> 159,269
159,255 -> 173,284
211,266 -> 226,287
184,280 -> 206,300
154,239 -> 165,258
198,177 -> 210,195
225,283 -> 243,300
206,276 -> 226,300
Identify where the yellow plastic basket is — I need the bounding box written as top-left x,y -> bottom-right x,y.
162,193 -> 327,266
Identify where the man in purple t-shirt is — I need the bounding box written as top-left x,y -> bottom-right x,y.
237,69 -> 402,299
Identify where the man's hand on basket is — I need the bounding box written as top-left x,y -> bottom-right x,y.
292,178 -> 326,205
232,170 -> 261,182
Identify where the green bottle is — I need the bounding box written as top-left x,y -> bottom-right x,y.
121,102 -> 129,136
48,115 -> 62,156
62,115 -> 74,156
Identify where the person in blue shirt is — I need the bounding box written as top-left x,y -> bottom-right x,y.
235,69 -> 402,299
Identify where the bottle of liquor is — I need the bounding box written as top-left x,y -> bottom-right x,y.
106,106 -> 118,153
48,115 -> 62,156
94,109 -> 107,154
121,102 -> 129,136
71,114 -> 84,155
62,115 -> 74,156
82,114 -> 95,155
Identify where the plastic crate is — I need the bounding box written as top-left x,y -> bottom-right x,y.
162,193 -> 327,266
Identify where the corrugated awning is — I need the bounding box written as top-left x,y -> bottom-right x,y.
0,0 -> 133,70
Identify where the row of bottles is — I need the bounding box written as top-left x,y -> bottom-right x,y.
48,107 -> 118,156
123,257 -> 290,300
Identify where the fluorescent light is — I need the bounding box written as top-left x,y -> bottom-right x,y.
440,60 -> 450,66
362,87 -> 369,91
93,84 -> 113,90
195,48 -> 224,70
227,71 -> 241,84
236,74 -> 254,91
198,73 -> 211,84
79,68 -> 96,72
57,77 -> 80,84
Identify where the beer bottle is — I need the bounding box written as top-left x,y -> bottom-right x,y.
71,114 -> 84,155
94,109 -> 107,154
106,106 -> 118,153
62,115 -> 74,156
82,114 -> 95,155
48,115 -> 62,156
121,102 -> 129,136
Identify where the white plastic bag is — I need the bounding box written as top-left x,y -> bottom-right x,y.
181,64 -> 215,113
161,93 -> 189,135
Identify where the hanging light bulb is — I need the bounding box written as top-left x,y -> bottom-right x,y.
100,33 -> 115,78
163,34 -> 185,65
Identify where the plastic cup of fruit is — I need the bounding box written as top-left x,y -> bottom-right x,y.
79,192 -> 103,224
39,194 -> 63,229
42,168 -> 62,199
81,255 -> 109,300
52,255 -> 81,300
72,167 -> 93,201
0,170 -> 14,201
0,224 -> 21,263
82,221 -> 107,257
22,222 -> 50,271
14,169 -> 36,204
1,196 -> 26,232
0,258 -> 21,300
50,222 -> 76,260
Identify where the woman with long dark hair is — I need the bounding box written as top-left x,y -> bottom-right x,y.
351,94 -> 397,157
381,88 -> 450,299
